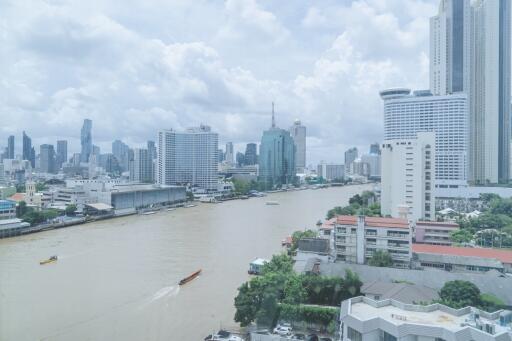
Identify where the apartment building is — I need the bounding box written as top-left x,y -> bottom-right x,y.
414,221 -> 459,245
340,296 -> 512,341
333,215 -> 412,268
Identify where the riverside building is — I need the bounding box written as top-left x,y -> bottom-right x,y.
333,215 -> 412,268
157,125 -> 218,192
381,132 -> 436,221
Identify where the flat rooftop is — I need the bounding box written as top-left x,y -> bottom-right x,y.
412,244 -> 512,264
336,215 -> 409,229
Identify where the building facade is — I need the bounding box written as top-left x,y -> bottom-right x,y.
289,120 -> 306,173
244,143 -> 258,166
129,148 -> 152,183
80,119 -> 92,163
22,131 -> 35,168
39,144 -> 56,174
56,140 -> 67,170
259,111 -> 296,188
381,89 -> 468,188
157,125 -> 218,192
381,132 -> 436,221
7,136 -> 14,159
344,147 -> 358,172
225,142 -> 234,165
414,221 -> 459,245
470,0 -> 511,184
317,163 -> 344,181
333,215 -> 412,268
361,154 -> 381,180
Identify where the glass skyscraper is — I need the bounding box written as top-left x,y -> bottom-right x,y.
80,119 -> 92,163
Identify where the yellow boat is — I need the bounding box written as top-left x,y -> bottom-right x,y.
40,255 -> 58,265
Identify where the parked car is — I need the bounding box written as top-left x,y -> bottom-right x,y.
273,324 -> 292,336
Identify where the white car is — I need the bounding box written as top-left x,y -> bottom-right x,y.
273,324 -> 292,336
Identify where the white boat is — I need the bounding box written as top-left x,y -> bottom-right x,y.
142,211 -> 157,215
166,208 -> 176,212
199,197 -> 218,203
265,201 -> 279,205
184,204 -> 197,208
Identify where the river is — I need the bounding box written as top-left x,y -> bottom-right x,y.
0,184 -> 371,341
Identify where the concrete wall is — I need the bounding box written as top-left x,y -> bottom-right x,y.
319,262 -> 512,305
111,186 -> 186,210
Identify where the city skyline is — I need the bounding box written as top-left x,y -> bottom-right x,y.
0,1 -> 448,165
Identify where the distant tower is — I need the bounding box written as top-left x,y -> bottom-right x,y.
271,102 -> 276,128
289,120 -> 306,173
80,119 -> 93,163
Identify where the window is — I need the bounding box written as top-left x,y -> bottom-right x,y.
347,327 -> 362,341
380,331 -> 397,341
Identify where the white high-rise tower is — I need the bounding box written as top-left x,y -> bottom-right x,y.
289,120 -> 306,173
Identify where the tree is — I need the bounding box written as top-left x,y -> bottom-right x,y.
349,194 -> 363,206
16,201 -> 28,218
290,230 -> 317,252
368,250 -> 393,267
232,179 -> 250,195
65,204 -> 77,216
450,229 -> 473,244
261,254 -> 294,275
438,280 -> 481,309
36,182 -> 47,192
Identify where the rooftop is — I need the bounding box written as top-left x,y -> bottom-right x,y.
336,215 -> 409,229
361,280 -> 439,304
412,244 -> 512,264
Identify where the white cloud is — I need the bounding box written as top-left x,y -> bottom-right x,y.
0,0 -> 438,164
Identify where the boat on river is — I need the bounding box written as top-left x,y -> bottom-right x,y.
142,211 -> 157,215
179,269 -> 201,285
40,255 -> 58,265
184,204 -> 197,208
265,201 -> 279,205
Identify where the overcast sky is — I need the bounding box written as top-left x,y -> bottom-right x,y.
0,0 -> 437,165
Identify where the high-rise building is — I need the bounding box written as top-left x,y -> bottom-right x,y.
244,143 -> 258,165
381,132 -> 436,222
317,162 -> 344,181
225,142 -> 234,165
157,125 -> 218,191
470,0 -> 511,184
112,140 -> 130,172
80,119 -> 92,163
380,88 -> 468,188
22,131 -> 35,167
344,147 -> 358,171
147,140 -> 157,160
289,120 -> 306,173
39,144 -> 56,174
259,106 -> 296,188
236,152 -> 245,167
56,140 -> 68,169
92,144 -> 100,156
430,0 -> 471,96
361,153 -> 381,180
7,136 -> 14,159
369,143 -> 380,155
130,148 -> 152,183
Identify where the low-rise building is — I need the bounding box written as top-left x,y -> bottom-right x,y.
340,296 -> 512,341
0,200 -> 16,220
334,215 -> 412,268
414,221 -> 459,245
360,280 -> 439,304
0,218 -> 30,238
412,244 -> 512,274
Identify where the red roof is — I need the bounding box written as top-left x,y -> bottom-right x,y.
412,244 -> 512,264
335,215 -> 409,229
8,193 -> 25,202
416,221 -> 459,228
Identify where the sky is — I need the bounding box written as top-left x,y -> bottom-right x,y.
0,0 -> 437,165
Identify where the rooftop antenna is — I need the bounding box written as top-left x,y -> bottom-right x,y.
271,102 -> 276,128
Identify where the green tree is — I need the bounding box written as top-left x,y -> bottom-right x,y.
368,250 -> 393,267
65,204 -> 77,216
261,254 -> 294,275
342,269 -> 362,297
35,182 -> 47,192
450,229 -> 473,244
232,179 -> 250,195
16,201 -> 28,218
349,194 -> 363,206
438,280 -> 481,309
283,275 -> 307,305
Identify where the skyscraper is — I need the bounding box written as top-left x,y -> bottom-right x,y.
80,119 -> 92,163
22,131 -> 35,168
112,140 -> 130,172
470,0 -> 511,184
259,105 -> 296,188
225,142 -> 234,165
289,120 -> 306,173
244,143 -> 258,165
344,147 -> 358,169
157,125 -> 218,191
430,0 -> 471,95
130,148 -> 152,183
40,144 -> 56,174
7,136 -> 14,159
369,143 -> 380,155
56,140 -> 68,169
147,140 -> 157,160
381,88 -> 468,188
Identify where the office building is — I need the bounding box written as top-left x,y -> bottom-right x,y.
340,296 -> 512,341
317,163 -> 344,181
430,0 -> 471,96
344,147 -> 358,171
56,140 -> 67,169
157,125 -> 218,192
244,143 -> 258,165
369,143 -> 380,155
80,119 -> 92,163
361,153 -> 381,180
7,136 -> 14,159
92,144 -> 100,156
112,140 -> 130,172
225,142 -> 234,165
470,0 -> 511,184
333,215 -> 412,268
381,88 -> 468,188
381,132 -> 436,221
147,140 -> 157,160
289,120 -> 306,173
22,131 -> 35,168
236,152 -> 245,167
39,144 -> 56,174
259,106 -> 296,188
130,148 -> 152,183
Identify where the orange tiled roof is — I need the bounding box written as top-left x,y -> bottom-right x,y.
335,215 -> 409,229
8,193 -> 25,202
412,244 -> 512,264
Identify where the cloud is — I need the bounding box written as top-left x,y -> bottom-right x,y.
0,0 -> 437,165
